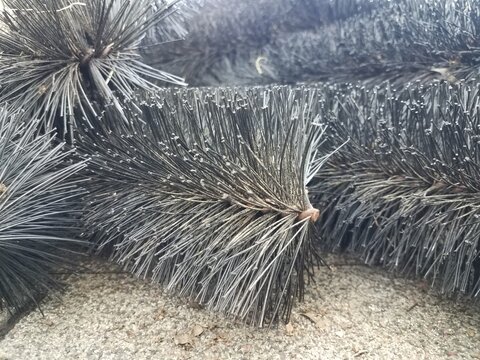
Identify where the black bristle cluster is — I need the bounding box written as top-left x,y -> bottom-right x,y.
312,80 -> 480,297
79,86 -> 335,326
0,0 -> 185,138
0,109 -> 86,311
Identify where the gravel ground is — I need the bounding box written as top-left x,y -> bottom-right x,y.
0,255 -> 479,360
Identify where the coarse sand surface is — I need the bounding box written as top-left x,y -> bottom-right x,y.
1,255 -> 479,360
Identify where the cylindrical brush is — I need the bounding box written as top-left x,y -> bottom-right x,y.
79,86 -> 336,326
313,80 -> 480,297
146,0 -> 387,86
0,0 -> 186,138
0,109 -> 86,312
264,0 -> 480,85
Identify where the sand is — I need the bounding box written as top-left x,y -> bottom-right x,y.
1,255 -> 479,360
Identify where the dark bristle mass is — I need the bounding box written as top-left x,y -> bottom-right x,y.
267,0 -> 480,85
79,86 -> 336,326
145,0 -> 387,87
2,0 -> 480,326
311,80 -> 480,298
0,0 -> 186,138
164,0 -> 480,87
0,108 -> 86,312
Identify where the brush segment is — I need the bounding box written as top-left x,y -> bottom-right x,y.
146,0 -> 386,86
312,80 -> 480,297
264,0 -> 480,85
0,0 -> 186,138
145,0 -> 294,86
0,109 -> 86,312
165,0 -> 480,86
79,86 -> 335,326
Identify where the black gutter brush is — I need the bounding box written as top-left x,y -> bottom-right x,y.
0,109 -> 86,312
264,0 -> 480,85
0,0 -> 186,139
312,80 -> 480,298
160,0 -> 480,87
145,0 -> 387,86
79,86 -> 338,326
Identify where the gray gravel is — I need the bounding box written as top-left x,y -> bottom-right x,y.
1,255 -> 479,360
